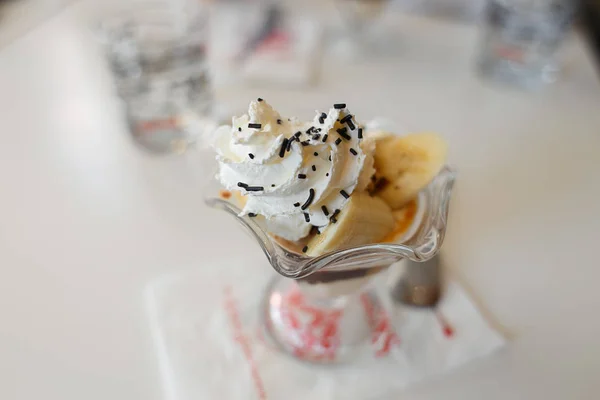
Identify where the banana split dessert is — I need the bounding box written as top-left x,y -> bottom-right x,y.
212,99 -> 447,292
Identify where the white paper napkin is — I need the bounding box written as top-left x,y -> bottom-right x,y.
145,264 -> 505,400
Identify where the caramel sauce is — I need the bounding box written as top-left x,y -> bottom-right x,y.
382,198 -> 418,243
219,190 -> 231,199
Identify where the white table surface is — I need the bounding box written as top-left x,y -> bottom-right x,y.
1,2 -> 600,399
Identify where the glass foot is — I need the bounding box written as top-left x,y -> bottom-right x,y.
261,274 -> 398,364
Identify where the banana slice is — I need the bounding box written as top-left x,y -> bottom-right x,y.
373,132 -> 447,209
365,129 -> 394,144
305,192 -> 395,256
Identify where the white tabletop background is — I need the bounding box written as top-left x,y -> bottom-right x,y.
1,1 -> 599,399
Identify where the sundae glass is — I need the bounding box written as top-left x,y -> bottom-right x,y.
205,99 -> 455,363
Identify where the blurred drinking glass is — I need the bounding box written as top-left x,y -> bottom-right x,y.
334,0 -> 390,57
478,0 -> 578,89
98,0 -> 212,153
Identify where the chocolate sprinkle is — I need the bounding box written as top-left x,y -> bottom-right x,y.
248,153 -> 255,159
237,182 -> 248,188
248,123 -> 262,129
312,134 -> 321,141
279,138 -> 289,158
301,141 -> 310,146
271,184 -> 275,187
294,131 -> 302,138
311,165 -> 316,171
326,173 -> 329,176
238,127 -> 242,132
245,186 -> 264,192
335,138 -> 342,146
347,120 -> 356,130
248,213 -> 257,217
319,116 -> 325,124
304,213 -> 310,222
257,98 -> 263,102
328,155 -> 332,161
330,209 -> 341,223
294,202 -> 301,207
286,138 -> 294,152
322,134 -> 328,142
334,103 -> 346,109
277,119 -> 282,124
349,148 -> 358,156
321,112 -> 327,120
302,245 -> 308,253
298,174 -> 307,179
321,205 -> 329,216
336,127 -> 351,140
340,114 -> 353,124
301,188 -> 315,210
340,190 -> 350,199
358,128 -> 363,139
314,152 -> 319,156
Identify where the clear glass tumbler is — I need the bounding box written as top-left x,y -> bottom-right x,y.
333,0 -> 390,58
98,0 -> 212,153
478,0 -> 578,88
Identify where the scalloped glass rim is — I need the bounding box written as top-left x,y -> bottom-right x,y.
205,165 -> 455,279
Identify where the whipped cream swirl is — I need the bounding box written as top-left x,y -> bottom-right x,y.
212,99 -> 375,241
